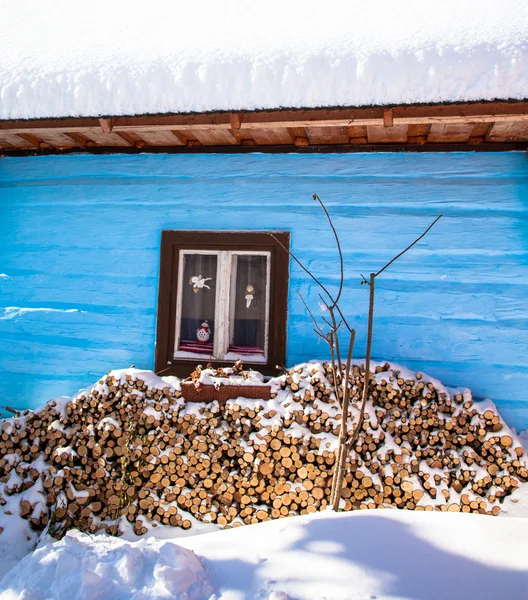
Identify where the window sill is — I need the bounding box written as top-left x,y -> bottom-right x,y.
157,359 -> 280,379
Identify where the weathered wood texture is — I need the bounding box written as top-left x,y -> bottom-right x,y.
0,152 -> 527,428
1,103 -> 528,152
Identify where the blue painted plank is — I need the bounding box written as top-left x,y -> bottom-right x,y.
1,152 -> 528,432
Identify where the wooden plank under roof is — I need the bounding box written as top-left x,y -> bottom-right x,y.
1,101 -> 527,154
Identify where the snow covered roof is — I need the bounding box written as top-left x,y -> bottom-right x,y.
1,0 -> 527,121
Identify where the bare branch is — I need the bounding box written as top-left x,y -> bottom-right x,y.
321,315 -> 333,329
313,328 -> 328,341
297,291 -> 328,342
269,233 -> 334,305
313,193 -> 345,306
328,306 -> 343,379
318,293 -> 351,334
346,273 -> 375,452
155,366 -> 172,376
331,329 -> 356,509
270,224 -> 353,333
318,296 -> 340,332
374,215 -> 442,278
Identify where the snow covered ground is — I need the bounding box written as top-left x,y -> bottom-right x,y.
1,0 -> 527,119
0,509 -> 527,600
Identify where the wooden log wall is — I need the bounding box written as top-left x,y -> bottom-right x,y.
1,153 -> 528,429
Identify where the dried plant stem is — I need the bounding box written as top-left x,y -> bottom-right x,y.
374,215 -> 443,278
330,330 -> 356,509
329,306 -> 343,381
346,273 -> 375,453
272,195 -> 442,513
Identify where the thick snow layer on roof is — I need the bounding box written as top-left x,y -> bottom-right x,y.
0,0 -> 527,120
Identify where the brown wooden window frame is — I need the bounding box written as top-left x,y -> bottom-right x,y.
155,231 -> 290,378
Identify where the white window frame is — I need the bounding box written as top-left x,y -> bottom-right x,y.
173,249 -> 271,364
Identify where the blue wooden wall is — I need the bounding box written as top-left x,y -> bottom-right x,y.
1,152 -> 527,429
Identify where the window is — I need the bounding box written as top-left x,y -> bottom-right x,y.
155,231 -> 289,377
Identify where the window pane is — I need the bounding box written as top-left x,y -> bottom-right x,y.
178,254 -> 217,356
228,254 -> 268,359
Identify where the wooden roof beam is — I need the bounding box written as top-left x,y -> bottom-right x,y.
16,133 -> 50,149
64,132 -> 96,148
2,113 -> 526,138
115,131 -> 150,148
1,101 -> 528,131
293,136 -> 310,147
171,131 -> 189,145
229,112 -> 242,144
99,118 -> 114,133
383,108 -> 394,127
1,104 -> 528,136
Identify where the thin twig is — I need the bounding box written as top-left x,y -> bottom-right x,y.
155,366 -> 172,376
333,304 -> 353,333
269,233 -> 334,305
313,193 -> 345,306
270,209 -> 353,333
319,303 -> 342,335
374,215 -> 442,278
313,328 -> 328,341
297,291 -> 327,340
328,331 -> 340,409
321,315 -> 333,329
329,306 -> 343,379
318,293 -> 351,335
360,274 -> 370,286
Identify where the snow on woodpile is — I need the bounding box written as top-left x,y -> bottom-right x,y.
0,361 -> 526,548
0,0 -> 527,120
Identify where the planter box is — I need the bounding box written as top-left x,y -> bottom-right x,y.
181,382 -> 271,403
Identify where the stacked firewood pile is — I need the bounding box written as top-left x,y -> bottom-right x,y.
0,362 -> 526,538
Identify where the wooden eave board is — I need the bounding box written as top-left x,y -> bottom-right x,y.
427,123 -> 475,143
305,126 -> 349,145
249,128 -> 294,145
1,102 -> 527,152
486,121 -> 528,142
367,125 -> 408,143
137,130 -> 185,146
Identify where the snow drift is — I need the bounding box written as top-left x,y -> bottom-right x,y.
0,531 -> 212,600
1,510 -> 528,600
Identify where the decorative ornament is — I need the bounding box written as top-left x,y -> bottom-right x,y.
245,284 -> 255,308
189,274 -> 212,294
196,321 -> 211,343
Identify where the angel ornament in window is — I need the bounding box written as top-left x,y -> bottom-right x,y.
245,284 -> 255,308
189,274 -> 212,294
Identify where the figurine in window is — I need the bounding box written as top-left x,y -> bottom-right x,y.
196,321 -> 211,343
245,284 -> 255,308
189,274 -> 212,293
